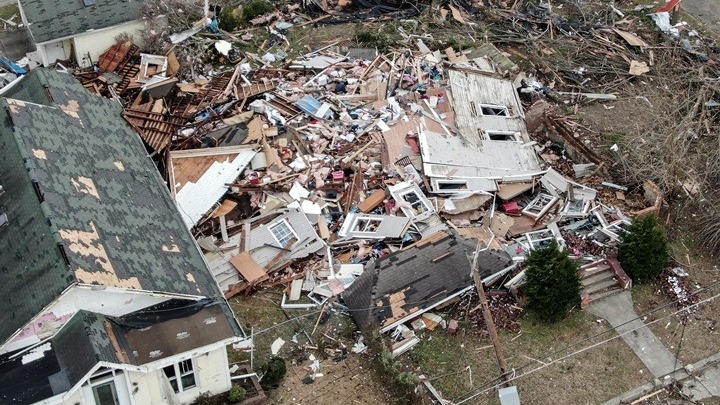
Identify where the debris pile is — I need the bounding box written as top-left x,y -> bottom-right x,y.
62,0 -> 720,362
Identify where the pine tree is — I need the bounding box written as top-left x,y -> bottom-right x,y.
525,241 -> 581,321
618,214 -> 669,283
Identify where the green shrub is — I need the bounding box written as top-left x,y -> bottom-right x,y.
219,6 -> 243,32
261,356 -> 286,388
242,0 -> 273,22
228,385 -> 246,403
525,240 -> 581,321
619,214 -> 669,283
355,25 -> 391,50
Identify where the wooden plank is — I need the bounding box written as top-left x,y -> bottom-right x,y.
230,252 -> 268,283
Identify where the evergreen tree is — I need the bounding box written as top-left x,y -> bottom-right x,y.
525,241 -> 581,321
618,214 -> 669,283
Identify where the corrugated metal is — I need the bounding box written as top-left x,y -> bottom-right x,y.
175,150 -> 256,228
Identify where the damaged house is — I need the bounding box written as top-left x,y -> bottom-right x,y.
0,69 -> 244,405
18,0 -> 146,67
419,70 -> 543,194
343,231 -> 513,354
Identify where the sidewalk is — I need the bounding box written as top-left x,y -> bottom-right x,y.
587,291 -> 680,378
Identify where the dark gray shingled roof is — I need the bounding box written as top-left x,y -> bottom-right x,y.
19,0 -> 144,44
0,301 -> 238,405
343,231 -> 513,330
0,69 -> 224,343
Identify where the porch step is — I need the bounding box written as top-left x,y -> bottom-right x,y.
584,278 -> 620,296
580,263 -> 612,279
589,287 -> 623,302
581,269 -> 615,287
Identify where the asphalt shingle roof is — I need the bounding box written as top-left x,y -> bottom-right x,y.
343,232 -> 513,330
0,69 -> 223,343
20,0 -> 143,44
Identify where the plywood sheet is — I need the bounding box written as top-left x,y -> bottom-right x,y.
230,252 -> 268,283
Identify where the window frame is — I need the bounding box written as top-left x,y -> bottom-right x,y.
268,219 -> 298,247
485,130 -> 520,142
398,189 -> 431,215
163,358 -> 198,394
351,216 -> 383,234
435,179 -> 469,191
479,104 -> 510,117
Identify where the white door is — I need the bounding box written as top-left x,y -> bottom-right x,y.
44,41 -> 66,65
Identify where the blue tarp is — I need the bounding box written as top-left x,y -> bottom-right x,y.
0,56 -> 26,75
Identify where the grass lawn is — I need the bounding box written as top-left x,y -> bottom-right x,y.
0,3 -> 19,23
410,310 -> 650,405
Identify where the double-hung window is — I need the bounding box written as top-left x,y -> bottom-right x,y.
269,220 -> 297,247
163,359 -> 197,393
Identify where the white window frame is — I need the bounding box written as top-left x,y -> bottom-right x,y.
351,216 -> 383,234
269,219 -> 298,247
485,130 -> 520,142
163,358 -> 197,394
86,368 -> 123,405
398,189 -> 431,215
435,179 -> 469,191
479,104 -> 509,117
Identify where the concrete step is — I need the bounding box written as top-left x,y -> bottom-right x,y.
584,278 -> 620,295
580,264 -> 611,279
581,270 -> 615,287
589,287 -> 623,302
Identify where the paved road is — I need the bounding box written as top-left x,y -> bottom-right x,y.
588,291 -> 681,378
682,0 -> 720,32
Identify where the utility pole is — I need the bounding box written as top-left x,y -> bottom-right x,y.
471,240 -> 510,385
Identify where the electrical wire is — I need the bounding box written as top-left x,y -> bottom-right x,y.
452,287 -> 720,404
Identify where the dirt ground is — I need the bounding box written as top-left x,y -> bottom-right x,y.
270,351 -> 393,404
228,289 -> 393,405
409,308 -> 650,405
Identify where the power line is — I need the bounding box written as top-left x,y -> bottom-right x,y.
448,278 -> 720,402
453,288 -> 720,404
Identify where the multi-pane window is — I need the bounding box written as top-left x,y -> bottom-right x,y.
269,220 -> 296,247
163,359 -> 197,393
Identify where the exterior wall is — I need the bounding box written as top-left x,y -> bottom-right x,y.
71,20 -> 146,68
37,347 -> 232,405
37,39 -> 72,66
2,286 -> 171,354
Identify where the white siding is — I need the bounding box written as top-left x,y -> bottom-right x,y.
71,20 -> 146,68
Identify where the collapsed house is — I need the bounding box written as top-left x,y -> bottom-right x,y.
0,69 -> 245,405
343,231 -> 514,355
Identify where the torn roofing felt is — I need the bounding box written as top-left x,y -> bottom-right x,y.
0,300 -> 237,405
19,0 -> 143,44
0,69 -> 224,343
342,231 -> 513,330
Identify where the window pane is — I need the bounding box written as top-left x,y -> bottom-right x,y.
92,382 -> 119,405
163,365 -> 176,378
169,378 -> 179,393
181,373 -> 197,390
179,359 -> 193,374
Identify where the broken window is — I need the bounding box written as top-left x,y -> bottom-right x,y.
562,199 -> 591,218
163,359 -> 196,393
269,220 -> 297,247
353,217 -> 382,233
436,180 -> 468,191
522,193 -> 559,219
486,130 -> 519,141
479,104 -> 509,117
399,190 -> 430,215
